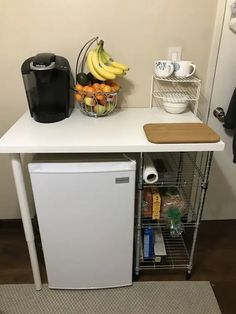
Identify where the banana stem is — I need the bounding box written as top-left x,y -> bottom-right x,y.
98,40 -> 104,48
98,42 -> 110,65
75,36 -> 98,79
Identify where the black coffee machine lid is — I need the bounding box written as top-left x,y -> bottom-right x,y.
30,53 -> 56,70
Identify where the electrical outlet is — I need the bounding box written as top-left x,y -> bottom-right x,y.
168,47 -> 182,62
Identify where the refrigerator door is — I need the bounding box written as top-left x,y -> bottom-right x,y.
29,159 -> 136,289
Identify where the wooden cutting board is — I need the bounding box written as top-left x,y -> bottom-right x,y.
143,123 -> 220,144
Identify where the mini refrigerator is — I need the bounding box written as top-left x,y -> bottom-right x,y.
28,154 -> 136,289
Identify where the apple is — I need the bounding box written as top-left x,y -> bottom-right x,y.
93,104 -> 106,114
84,96 -> 94,106
98,98 -> 107,106
85,105 -> 93,112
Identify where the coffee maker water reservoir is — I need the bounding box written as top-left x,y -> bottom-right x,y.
21,53 -> 74,123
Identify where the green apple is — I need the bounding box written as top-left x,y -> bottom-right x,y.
93,104 -> 106,114
85,105 -> 93,112
84,96 -> 94,106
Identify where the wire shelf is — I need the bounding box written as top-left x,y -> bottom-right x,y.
152,91 -> 198,101
141,214 -> 196,228
141,152 -> 207,227
154,75 -> 201,83
140,227 -> 190,270
150,75 -> 201,115
143,152 -> 204,185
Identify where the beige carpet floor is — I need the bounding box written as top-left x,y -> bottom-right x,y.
0,281 -> 221,314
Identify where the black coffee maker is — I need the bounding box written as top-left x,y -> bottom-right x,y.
21,53 -> 74,123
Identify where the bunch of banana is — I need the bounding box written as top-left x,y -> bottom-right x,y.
86,40 -> 129,81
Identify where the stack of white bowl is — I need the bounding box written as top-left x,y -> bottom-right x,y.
162,93 -> 189,114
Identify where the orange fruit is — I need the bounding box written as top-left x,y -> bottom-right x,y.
102,85 -> 112,93
86,86 -> 95,95
99,83 -> 106,90
75,84 -> 84,92
93,83 -> 101,90
83,85 -> 90,92
96,94 -> 105,101
111,83 -> 120,92
75,93 -> 83,102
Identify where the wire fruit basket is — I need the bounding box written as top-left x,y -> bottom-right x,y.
75,81 -> 120,117
76,90 -> 118,117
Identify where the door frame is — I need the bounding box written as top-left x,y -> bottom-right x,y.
204,0 -> 227,122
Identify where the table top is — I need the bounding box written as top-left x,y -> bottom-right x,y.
0,107 -> 225,153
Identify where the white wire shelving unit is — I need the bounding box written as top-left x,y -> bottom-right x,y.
149,75 -> 201,115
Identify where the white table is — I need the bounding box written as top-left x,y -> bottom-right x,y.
0,107 -> 225,290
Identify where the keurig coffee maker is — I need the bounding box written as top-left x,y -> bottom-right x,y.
21,53 -> 74,123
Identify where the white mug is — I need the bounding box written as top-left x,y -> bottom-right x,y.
174,61 -> 196,78
154,60 -> 174,78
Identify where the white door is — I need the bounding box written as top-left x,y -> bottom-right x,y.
203,0 -> 236,219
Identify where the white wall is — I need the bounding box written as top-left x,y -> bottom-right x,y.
0,0 -> 217,218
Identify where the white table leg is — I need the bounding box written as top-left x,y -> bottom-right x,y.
10,153 -> 42,290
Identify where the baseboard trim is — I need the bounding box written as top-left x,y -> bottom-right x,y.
0,219 -> 23,228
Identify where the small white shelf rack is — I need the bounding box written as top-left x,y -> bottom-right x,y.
150,75 -> 201,115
